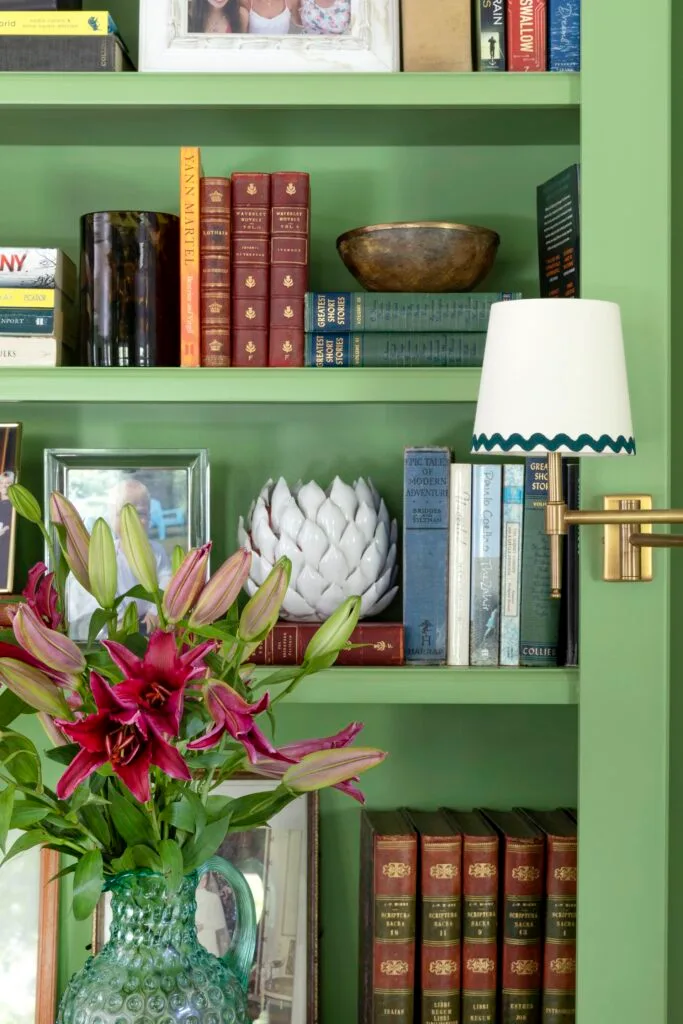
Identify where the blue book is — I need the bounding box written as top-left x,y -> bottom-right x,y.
403,447 -> 451,664
469,465 -> 502,666
500,464 -> 524,666
548,0 -> 580,71
304,331 -> 486,367
305,292 -> 521,334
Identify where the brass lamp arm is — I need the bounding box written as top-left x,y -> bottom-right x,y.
564,508 -> 683,526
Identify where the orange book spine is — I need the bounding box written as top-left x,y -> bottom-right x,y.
180,146 -> 202,367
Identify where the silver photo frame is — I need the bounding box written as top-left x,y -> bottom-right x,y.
44,448 -> 209,642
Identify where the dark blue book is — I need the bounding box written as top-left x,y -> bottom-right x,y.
304,331 -> 486,367
520,458 -> 560,666
403,447 -> 451,664
549,0 -> 580,71
304,292 -> 520,334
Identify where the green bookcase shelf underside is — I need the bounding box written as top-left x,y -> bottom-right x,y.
1,367 -> 481,404
0,72 -> 580,111
271,666 -> 578,704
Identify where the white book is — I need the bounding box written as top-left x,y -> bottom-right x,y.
447,462 -> 472,666
0,248 -> 77,298
0,337 -> 62,366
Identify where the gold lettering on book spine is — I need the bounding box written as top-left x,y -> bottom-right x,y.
245,341 -> 257,358
245,308 -> 256,320
512,866 -> 540,882
511,960 -> 538,976
554,866 -> 577,882
382,862 -> 411,879
247,183 -> 258,196
286,182 -> 297,195
245,276 -> 256,289
283,275 -> 294,288
429,863 -> 458,880
381,961 -> 410,976
429,961 -> 458,976
209,189 -> 222,203
549,958 -> 575,975
466,958 -> 495,974
283,306 -> 294,319
282,340 -> 293,355
469,863 -> 496,879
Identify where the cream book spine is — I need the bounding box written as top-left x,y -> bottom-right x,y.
447,462 -> 472,666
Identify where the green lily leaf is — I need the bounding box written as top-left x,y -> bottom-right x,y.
0,783 -> 15,852
48,861 -> 78,884
227,787 -> 294,831
10,801 -> 50,830
159,798 -> 196,834
2,829 -> 50,865
131,845 -> 162,871
78,804 -> 111,848
108,785 -> 156,847
182,814 -> 233,873
45,743 -> 80,766
87,608 -> 115,650
0,689 -> 35,727
0,730 -> 41,788
73,849 -> 104,921
111,849 -> 136,874
159,839 -> 184,892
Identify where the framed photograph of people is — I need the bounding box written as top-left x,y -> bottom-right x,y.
139,0 -> 400,73
93,780 -> 319,1024
44,448 -> 209,643
0,423 -> 21,595
0,843 -> 59,1024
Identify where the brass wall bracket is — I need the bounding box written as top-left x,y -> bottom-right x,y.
603,495 -> 652,582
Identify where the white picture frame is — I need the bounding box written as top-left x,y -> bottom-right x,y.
139,0 -> 399,73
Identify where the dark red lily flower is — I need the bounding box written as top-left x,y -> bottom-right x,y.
187,681 -> 288,763
22,562 -> 61,629
103,630 -> 217,736
55,671 -> 190,803
250,722 -> 367,803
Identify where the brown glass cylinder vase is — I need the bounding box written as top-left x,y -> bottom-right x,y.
80,211 -> 180,367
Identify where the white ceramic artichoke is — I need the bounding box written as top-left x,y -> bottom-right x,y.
237,475 -> 399,622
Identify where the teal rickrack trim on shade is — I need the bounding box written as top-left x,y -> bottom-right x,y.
471,432 -> 636,455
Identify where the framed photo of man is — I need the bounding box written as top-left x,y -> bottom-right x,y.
139,0 -> 400,72
0,423 -> 21,594
44,448 -> 209,642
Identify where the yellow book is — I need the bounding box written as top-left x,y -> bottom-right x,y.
0,11 -> 115,35
180,147 -> 202,368
0,288 -> 62,309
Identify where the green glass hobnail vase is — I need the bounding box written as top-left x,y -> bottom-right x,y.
56,857 -> 256,1024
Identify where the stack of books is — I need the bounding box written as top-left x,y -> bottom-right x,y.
403,448 -> 579,667
0,6 -> 133,71
360,806 -> 578,1024
474,0 -> 580,72
0,248 -> 77,367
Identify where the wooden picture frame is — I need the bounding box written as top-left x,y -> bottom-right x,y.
139,0 -> 400,73
36,849 -> 60,1024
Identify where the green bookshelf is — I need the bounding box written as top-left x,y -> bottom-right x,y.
0,0 -> 677,1020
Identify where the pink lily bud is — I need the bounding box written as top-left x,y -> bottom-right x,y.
283,746 -> 387,794
50,492 -> 91,591
189,548 -> 252,628
0,657 -> 70,717
238,557 -> 291,643
13,604 -> 85,676
119,504 -> 158,595
162,542 -> 212,624
8,483 -> 42,525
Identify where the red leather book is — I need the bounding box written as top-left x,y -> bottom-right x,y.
520,809 -> 577,1023
359,810 -> 418,1024
443,810 -> 498,1024
231,172 -> 271,367
506,0 -> 547,71
483,809 -> 545,1024
200,176 -> 231,368
268,171 -> 310,367
403,810 -> 462,1024
250,621 -> 404,666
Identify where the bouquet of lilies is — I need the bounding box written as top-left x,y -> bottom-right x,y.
0,485 -> 386,921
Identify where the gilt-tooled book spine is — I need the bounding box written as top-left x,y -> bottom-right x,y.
0,248 -> 76,297
304,331 -> 487,367
475,0 -> 506,70
548,0 -> 579,70
0,33 -> 127,70
470,465 -> 502,666
558,460 -> 579,667
519,809 -> 577,1024
403,447 -> 451,664
537,164 -> 580,298
447,463 -> 472,667
443,810 -> 498,1024
231,172 -> 270,368
305,292 -> 520,333
483,810 -> 545,1024
251,622 -> 404,666
359,811 -> 418,1024
403,810 -> 462,1024
500,464 -> 524,666
520,457 -> 560,666
506,0 -> 546,71
200,177 -> 231,368
269,172 -> 309,367
180,147 -> 202,367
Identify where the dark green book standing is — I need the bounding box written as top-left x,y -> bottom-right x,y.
359,810 -> 418,1024
520,457 -> 560,666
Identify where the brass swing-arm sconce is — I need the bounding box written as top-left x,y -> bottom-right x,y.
471,298 -> 683,600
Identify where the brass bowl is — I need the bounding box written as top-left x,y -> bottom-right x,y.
336,221 -> 500,293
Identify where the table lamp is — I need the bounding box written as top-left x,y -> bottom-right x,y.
471,298 -> 683,597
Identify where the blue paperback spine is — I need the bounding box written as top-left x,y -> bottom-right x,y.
548,0 -> 580,71
469,465 -> 502,666
403,446 -> 451,664
500,464 -> 524,666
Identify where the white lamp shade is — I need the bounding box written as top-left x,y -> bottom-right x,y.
471,298 -> 635,456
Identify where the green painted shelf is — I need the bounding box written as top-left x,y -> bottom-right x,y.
0,71 -> 580,110
268,666 -> 579,704
0,367 -> 481,404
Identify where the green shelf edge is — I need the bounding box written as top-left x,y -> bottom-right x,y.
0,71 -> 580,110
0,366 -> 481,404
262,666 -> 579,704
